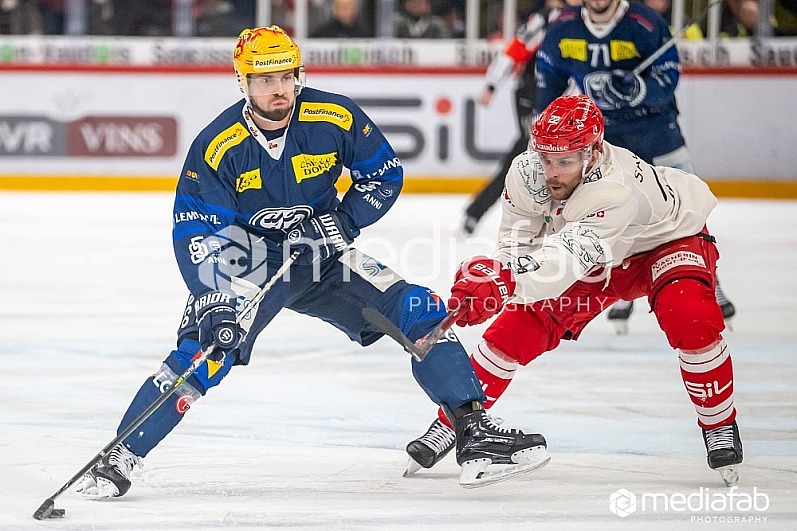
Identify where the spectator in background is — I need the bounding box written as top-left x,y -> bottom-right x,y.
112,0 -> 170,36
310,0 -> 372,38
236,0 -> 256,28
434,0 -> 466,38
38,0 -> 63,34
482,0 -> 505,40
194,0 -> 246,37
87,0 -> 114,35
721,0 -> 759,37
395,0 -> 451,38
0,0 -> 42,34
774,0 -> 797,35
645,0 -> 704,38
268,0 -> 331,36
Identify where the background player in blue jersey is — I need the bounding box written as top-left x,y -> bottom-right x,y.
74,26 -> 547,498
534,0 -> 734,331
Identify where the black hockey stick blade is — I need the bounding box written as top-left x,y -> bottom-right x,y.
362,307 -> 424,360
362,305 -> 463,362
33,498 -> 65,520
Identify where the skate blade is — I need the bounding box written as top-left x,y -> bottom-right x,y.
74,475 -> 119,500
459,446 -> 551,488
717,464 -> 739,487
403,457 -> 423,477
611,320 -> 629,335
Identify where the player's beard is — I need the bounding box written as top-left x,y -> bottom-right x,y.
586,0 -> 617,15
251,100 -> 293,122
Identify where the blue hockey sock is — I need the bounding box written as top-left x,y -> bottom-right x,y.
118,362 -> 202,457
118,339 -> 233,457
398,287 -> 486,409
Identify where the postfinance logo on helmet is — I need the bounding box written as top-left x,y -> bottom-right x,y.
233,26 -> 305,98
253,53 -> 297,71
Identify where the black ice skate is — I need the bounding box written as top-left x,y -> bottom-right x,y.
405,418 -> 455,477
607,300 -> 634,335
455,408 -> 550,488
703,421 -> 743,487
716,280 -> 736,321
75,444 -> 142,499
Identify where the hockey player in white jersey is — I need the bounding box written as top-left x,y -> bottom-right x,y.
406,94 -> 742,487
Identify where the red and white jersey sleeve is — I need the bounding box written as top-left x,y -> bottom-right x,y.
494,142 -> 718,304
484,12 -> 547,89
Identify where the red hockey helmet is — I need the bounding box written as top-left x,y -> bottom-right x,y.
531,94 -> 604,154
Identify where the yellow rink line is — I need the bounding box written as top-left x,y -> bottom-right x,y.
1,175 -> 797,199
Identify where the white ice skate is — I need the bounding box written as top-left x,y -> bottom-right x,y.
74,444 -> 142,500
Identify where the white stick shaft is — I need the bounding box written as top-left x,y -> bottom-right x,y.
632,0 -> 722,76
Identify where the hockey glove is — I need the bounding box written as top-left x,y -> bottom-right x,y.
448,256 -> 516,327
287,211 -> 356,263
607,69 -> 646,107
195,291 -> 242,361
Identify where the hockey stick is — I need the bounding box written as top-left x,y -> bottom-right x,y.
32,250 -> 301,521
632,0 -> 722,75
362,304 -> 462,362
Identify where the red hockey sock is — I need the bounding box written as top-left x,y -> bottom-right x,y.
679,338 -> 736,429
437,341 -> 519,428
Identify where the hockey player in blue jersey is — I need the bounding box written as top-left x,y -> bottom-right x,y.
536,0 -> 687,167
534,0 -> 734,331
74,26 -> 548,498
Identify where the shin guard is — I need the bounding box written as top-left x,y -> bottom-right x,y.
118,362 -> 203,457
679,338 -> 736,430
118,338 -> 231,457
470,341 -> 518,408
654,278 -> 735,429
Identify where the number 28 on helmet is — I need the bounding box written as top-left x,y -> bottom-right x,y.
531,94 -> 604,155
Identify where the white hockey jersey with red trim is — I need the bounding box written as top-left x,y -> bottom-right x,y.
495,141 -> 717,303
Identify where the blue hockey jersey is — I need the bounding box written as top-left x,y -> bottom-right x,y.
535,2 -> 681,125
172,87 -> 403,296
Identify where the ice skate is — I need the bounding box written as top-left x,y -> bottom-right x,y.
404,418 -> 455,477
703,421 -> 743,487
607,300 -> 634,335
715,281 -> 736,321
75,444 -> 142,499
455,409 -> 550,488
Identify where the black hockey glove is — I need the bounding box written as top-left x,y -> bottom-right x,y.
608,69 -> 646,107
195,291 -> 242,361
286,211 -> 356,263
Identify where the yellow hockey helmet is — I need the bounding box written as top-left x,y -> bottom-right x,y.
233,26 -> 305,97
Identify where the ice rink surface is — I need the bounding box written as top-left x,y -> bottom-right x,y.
1,192 -> 795,530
